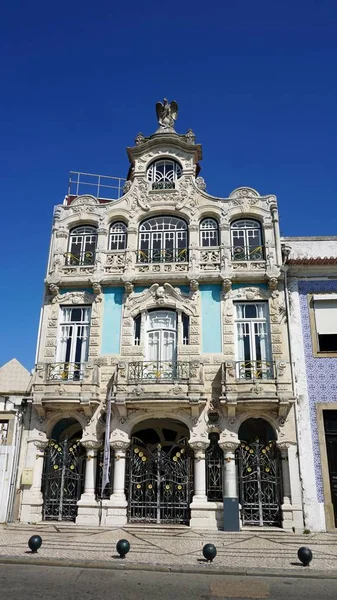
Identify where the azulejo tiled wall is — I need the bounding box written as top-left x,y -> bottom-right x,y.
299,280 -> 337,502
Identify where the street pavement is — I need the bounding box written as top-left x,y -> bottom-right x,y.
0,523 -> 337,578
1,563 -> 337,600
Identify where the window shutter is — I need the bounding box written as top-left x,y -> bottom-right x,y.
313,299 -> 337,335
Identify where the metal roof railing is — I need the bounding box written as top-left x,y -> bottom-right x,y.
67,171 -> 127,201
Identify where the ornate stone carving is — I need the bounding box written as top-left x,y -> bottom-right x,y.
222,278 -> 232,293
185,128 -> 195,143
155,98 -> 178,132
124,283 -> 198,317
123,180 -> 132,194
195,176 -> 206,191
219,441 -> 239,453
135,133 -> 145,146
92,282 -> 102,296
81,439 -> 102,451
50,290 -> 97,306
124,282 -> 134,295
229,187 -> 259,200
71,194 -> 99,207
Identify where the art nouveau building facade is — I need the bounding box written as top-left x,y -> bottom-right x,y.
20,105 -> 303,530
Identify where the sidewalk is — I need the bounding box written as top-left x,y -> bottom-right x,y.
1,524 -> 337,578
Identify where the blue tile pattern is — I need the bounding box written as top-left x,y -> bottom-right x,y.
298,280 -> 337,502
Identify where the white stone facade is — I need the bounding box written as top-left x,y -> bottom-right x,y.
19,105 -> 303,530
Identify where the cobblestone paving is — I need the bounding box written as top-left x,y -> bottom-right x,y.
1,524 -> 337,572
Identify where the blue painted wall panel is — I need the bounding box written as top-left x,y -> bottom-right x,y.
101,287 -> 124,354
200,284 -> 222,353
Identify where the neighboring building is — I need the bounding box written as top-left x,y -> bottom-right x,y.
285,238 -> 337,531
0,359 -> 31,522
20,101 -> 303,530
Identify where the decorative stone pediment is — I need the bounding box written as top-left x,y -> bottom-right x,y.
124,283 -> 199,317
70,195 -> 99,207
125,176 -> 199,216
223,286 -> 272,302
49,287 -> 97,305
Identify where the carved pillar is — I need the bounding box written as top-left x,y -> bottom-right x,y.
110,440 -> 130,502
81,441 -> 102,498
102,439 -> 130,527
278,443 -> 291,505
189,441 -> 209,501
278,442 -> 304,531
219,441 -> 239,498
76,440 -> 101,525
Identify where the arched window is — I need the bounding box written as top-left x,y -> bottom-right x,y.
138,216 -> 188,263
230,219 -> 263,261
66,225 -> 97,266
109,222 -> 127,251
147,159 -> 182,190
200,218 -> 219,247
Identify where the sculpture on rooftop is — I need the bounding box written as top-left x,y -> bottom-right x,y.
156,98 -> 178,131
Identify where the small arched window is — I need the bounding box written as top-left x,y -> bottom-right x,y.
138,215 -> 188,263
200,218 -> 219,247
66,225 -> 97,266
109,222 -> 127,251
230,219 -> 263,261
147,159 -> 182,190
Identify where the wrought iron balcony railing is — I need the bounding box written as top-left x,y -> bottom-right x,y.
47,362 -> 84,382
231,246 -> 264,261
235,360 -> 275,380
128,361 -> 189,382
64,251 -> 96,266
137,248 -> 188,264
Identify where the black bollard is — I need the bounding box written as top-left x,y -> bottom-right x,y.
203,543 -> 217,563
298,547 -> 313,566
28,535 -> 42,553
116,539 -> 130,559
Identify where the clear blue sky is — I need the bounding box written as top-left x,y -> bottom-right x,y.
1,0 -> 337,371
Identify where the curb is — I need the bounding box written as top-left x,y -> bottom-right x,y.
1,556 -> 337,580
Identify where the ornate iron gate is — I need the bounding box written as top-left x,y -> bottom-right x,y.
126,437 -> 193,524
236,440 -> 282,526
42,439 -> 85,521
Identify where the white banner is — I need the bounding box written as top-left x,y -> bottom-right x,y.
101,388 -> 112,494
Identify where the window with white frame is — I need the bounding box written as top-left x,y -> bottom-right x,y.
234,302 -> 272,379
231,219 -> 263,261
147,159 -> 182,190
312,295 -> 337,353
133,311 -> 189,347
109,222 -> 127,251
66,225 -> 97,266
200,218 -> 219,247
138,216 -> 188,263
51,306 -> 91,381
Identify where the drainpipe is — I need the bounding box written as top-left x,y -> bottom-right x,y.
282,247 -> 306,529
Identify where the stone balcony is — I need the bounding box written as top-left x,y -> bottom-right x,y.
114,359 -> 205,403
221,360 -> 294,417
31,361 -> 101,416
50,245 -> 272,284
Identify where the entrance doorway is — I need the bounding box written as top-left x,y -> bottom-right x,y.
236,418 -> 282,527
42,418 -> 85,522
323,411 -> 337,527
126,420 -> 193,524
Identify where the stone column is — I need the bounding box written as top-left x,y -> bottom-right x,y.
189,441 -> 208,501
189,441 -> 214,528
105,440 -> 130,527
76,440 -> 102,525
219,441 -> 240,531
278,442 -> 304,532
219,442 -> 239,498
21,438 -> 48,523
279,444 -> 291,505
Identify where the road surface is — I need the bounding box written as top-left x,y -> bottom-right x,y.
1,563 -> 336,600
